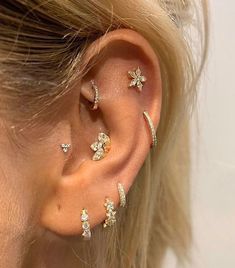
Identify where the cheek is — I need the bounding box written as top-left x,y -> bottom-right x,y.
0,156 -> 36,239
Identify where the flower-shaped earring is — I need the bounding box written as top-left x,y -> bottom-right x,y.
90,132 -> 111,161
128,67 -> 147,92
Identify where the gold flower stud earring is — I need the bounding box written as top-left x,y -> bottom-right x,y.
128,66 -> 147,92
90,132 -> 111,161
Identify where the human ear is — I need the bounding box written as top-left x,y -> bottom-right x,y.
40,29 -> 162,236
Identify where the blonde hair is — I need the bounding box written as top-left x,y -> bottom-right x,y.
0,0 -> 208,267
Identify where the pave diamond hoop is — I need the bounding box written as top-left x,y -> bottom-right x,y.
103,198 -> 116,228
143,111 -> 158,147
117,183 -> 126,208
90,80 -> 99,110
81,208 -> 91,240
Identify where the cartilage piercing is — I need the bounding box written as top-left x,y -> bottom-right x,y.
90,132 -> 111,161
61,144 -> 71,153
143,111 -> 158,147
90,80 -> 99,110
128,67 -> 147,92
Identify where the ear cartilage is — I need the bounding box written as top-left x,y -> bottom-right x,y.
81,208 -> 91,240
61,143 -> 71,153
90,80 -> 99,110
90,132 -> 111,161
117,183 -> 126,208
103,198 -> 116,228
128,66 -> 147,92
143,111 -> 158,147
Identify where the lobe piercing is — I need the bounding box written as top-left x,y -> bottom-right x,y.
117,183 -> 126,207
90,80 -> 99,110
81,208 -> 91,240
103,198 -> 116,228
128,67 -> 147,92
90,132 -> 111,161
143,111 -> 158,147
61,144 -> 71,153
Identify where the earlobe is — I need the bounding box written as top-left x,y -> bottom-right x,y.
40,29 -> 162,237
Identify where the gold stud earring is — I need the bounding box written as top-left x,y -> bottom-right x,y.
90,80 -> 99,110
128,66 -> 147,92
143,111 -> 158,147
103,198 -> 116,228
90,132 -> 111,161
81,208 -> 91,240
117,183 -> 126,207
61,144 -> 71,153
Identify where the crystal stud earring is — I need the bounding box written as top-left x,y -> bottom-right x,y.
81,208 -> 91,240
90,132 -> 111,161
128,66 -> 147,92
103,198 -> 116,228
61,144 -> 71,153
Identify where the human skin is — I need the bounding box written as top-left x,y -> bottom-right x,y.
0,29 -> 162,268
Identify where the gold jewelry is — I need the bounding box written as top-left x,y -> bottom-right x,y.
143,111 -> 158,147
81,208 -> 91,240
60,144 -> 71,153
90,80 -> 99,110
117,183 -> 126,207
128,67 -> 147,91
103,198 -> 116,228
90,132 -> 111,161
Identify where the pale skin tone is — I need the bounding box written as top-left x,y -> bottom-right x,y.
0,29 -> 162,267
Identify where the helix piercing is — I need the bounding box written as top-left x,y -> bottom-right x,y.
90,80 -> 99,110
117,183 -> 126,207
103,198 -> 116,228
128,66 -> 147,92
81,208 -> 91,240
143,111 -> 158,147
60,144 -> 71,153
90,132 -> 111,161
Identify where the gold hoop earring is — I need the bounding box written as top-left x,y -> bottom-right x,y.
143,111 -> 158,147
81,208 -> 91,240
117,183 -> 126,207
103,198 -> 116,228
90,80 -> 99,110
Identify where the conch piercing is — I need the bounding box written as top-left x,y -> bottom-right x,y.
90,132 -> 111,161
90,80 -> 99,110
60,143 -> 71,153
128,66 -> 147,92
81,208 -> 91,240
143,111 -> 158,147
103,198 -> 116,228
117,183 -> 126,207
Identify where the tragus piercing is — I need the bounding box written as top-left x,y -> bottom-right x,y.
117,183 -> 126,207
61,144 -> 71,153
90,132 -> 111,161
103,198 -> 116,228
128,67 -> 147,92
143,111 -> 158,147
81,208 -> 91,240
90,80 -> 99,110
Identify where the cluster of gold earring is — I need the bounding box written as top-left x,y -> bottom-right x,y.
59,67 -> 157,240
80,182 -> 126,240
